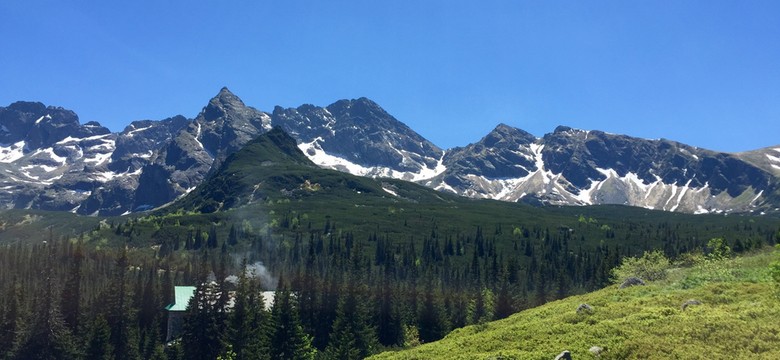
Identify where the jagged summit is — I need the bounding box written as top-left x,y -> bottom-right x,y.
1,88 -> 779,215
275,96 -> 443,180
203,87 -> 251,120
482,123 -> 537,146
7,101 -> 47,113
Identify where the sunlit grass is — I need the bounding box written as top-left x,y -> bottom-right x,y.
372,249 -> 780,360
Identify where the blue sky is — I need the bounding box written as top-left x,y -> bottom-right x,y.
1,1 -> 778,152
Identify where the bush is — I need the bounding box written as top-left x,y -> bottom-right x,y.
611,250 -> 670,284
675,251 -> 705,267
706,238 -> 731,261
771,245 -> 780,297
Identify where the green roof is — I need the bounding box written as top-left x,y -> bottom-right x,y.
165,286 -> 196,312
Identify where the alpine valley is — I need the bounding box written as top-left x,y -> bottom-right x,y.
2,90 -> 780,360
1,87 -> 779,216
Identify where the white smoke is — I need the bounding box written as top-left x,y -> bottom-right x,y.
224,261 -> 277,290
246,261 -> 277,290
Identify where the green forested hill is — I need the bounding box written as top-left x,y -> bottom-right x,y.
1,129 -> 779,359
371,249 -> 780,360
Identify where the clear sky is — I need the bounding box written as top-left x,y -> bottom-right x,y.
1,1 -> 778,152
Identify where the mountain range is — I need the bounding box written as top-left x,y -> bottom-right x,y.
1,87 -> 779,216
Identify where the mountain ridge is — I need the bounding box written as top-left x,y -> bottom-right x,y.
2,88 -> 778,215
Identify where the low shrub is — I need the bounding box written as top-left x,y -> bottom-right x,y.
611,250 -> 670,284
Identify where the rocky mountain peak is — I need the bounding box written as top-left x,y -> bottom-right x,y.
326,97 -> 387,121
202,87 -> 248,119
7,101 -> 47,114
482,124 -> 537,147
553,125 -> 574,133
3,89 -> 779,216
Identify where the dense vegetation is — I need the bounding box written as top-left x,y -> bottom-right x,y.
1,199 -> 778,359
371,246 -> 780,359
1,130 -> 779,359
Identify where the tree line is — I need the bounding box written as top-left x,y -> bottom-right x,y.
1,214 -> 778,359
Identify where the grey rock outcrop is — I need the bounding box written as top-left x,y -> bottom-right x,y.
619,277 -> 646,289
681,299 -> 702,311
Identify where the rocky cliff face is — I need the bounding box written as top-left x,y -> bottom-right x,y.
273,97 -> 444,181
1,101 -> 114,212
2,89 -> 778,215
130,87 -> 272,211
422,125 -> 776,214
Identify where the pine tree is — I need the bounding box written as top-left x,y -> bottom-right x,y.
208,226 -> 219,249
227,259 -> 270,360
104,247 -> 141,360
324,275 -> 378,359
269,277 -> 314,360
375,276 -> 403,347
182,262 -> 225,360
494,278 -> 515,320
139,268 -> 160,336
228,224 -> 239,246
85,315 -> 114,360
12,241 -> 79,360
0,279 -> 22,358
417,280 -> 449,343
60,239 -> 84,334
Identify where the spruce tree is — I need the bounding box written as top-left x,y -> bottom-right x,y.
417,280 -> 449,343
0,279 -> 21,358
60,239 -> 83,334
104,247 -> 141,360
324,276 -> 378,359
494,278 -> 515,320
375,276 -> 403,347
12,241 -> 79,360
85,315 -> 114,360
227,259 -> 270,360
269,277 -> 314,360
182,261 -> 225,360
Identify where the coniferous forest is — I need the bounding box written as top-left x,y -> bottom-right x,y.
1,202 -> 778,359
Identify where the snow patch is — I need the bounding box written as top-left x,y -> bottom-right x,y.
750,190 -> 764,205
0,141 -> 26,163
21,164 -> 59,173
670,179 -> 692,212
435,181 -> 457,193
413,152 -> 447,181
34,115 -> 49,124
40,165 -> 59,172
32,148 -> 68,164
529,143 -> 550,184
299,138 -> 447,182
89,139 -> 115,151
56,136 -> 81,145
84,151 -> 112,165
194,123 -> 203,147
664,187 -> 678,210
382,186 -> 399,197
131,150 -> 154,159
694,205 -> 710,215
573,179 -> 600,205
126,125 -> 153,137
21,171 -> 40,180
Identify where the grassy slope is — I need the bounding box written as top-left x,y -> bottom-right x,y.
0,209 -> 105,243
372,250 -> 780,360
